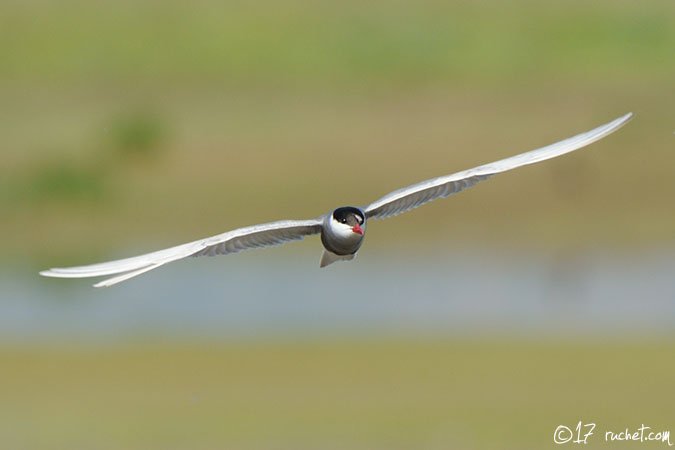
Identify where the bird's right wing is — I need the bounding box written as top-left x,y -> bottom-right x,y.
364,113 -> 633,220
40,219 -> 323,287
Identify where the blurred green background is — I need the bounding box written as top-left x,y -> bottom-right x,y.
1,0 -> 674,448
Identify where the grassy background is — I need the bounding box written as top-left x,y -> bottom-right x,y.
2,339 -> 675,450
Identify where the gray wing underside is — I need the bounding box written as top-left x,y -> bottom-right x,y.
40,219 -> 323,287
364,112 -> 633,220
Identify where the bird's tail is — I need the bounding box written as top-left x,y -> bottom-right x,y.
319,250 -> 356,268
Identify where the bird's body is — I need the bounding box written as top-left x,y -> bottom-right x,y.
40,113 -> 633,287
320,206 -> 366,267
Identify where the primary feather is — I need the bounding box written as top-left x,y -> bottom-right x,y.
40,219 -> 322,287
364,113 -> 633,219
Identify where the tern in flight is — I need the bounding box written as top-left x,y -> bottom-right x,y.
41,113 -> 633,287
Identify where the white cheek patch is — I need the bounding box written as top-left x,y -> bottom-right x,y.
331,219 -> 358,238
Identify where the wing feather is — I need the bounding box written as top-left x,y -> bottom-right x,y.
364,113 -> 633,220
40,219 -> 323,287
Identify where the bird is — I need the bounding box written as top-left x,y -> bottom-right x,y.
40,112 -> 633,287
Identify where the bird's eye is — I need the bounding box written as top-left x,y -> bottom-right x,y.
340,218 -> 346,223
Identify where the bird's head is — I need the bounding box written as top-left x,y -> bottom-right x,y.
331,207 -> 366,236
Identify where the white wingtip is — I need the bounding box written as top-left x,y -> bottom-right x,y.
615,112 -> 634,126
40,264 -> 163,288
92,264 -> 162,288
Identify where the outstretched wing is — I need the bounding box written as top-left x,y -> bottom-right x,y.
40,219 -> 323,287
364,113 -> 633,220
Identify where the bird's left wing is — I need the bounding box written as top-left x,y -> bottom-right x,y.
40,219 -> 323,287
364,112 -> 633,220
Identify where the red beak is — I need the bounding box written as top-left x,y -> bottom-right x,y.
352,223 -> 364,235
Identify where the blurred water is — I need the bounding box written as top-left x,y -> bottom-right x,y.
2,250 -> 674,342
